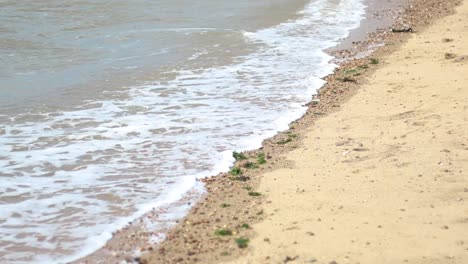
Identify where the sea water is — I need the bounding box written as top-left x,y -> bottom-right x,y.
0,0 -> 366,262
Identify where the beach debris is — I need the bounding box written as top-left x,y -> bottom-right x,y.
124,256 -> 145,264
134,257 -> 145,264
248,191 -> 262,197
445,52 -> 457,59
296,187 -> 306,193
231,175 -> 250,181
353,147 -> 369,152
392,26 -> 413,33
454,55 -> 467,62
309,98 -> 321,106
284,255 -> 299,263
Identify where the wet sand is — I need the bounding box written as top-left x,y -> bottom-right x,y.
140,0 -> 466,263
74,0 -> 465,263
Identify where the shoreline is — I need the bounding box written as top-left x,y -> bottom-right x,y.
73,0 -> 462,263
228,0 -> 468,262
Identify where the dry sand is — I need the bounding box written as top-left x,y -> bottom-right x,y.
228,2 -> 468,264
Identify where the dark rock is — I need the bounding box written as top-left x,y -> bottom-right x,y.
392,26 -> 413,33
238,160 -> 253,168
284,255 -> 299,263
445,53 -> 457,59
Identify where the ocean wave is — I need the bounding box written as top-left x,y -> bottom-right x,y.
0,0 -> 366,262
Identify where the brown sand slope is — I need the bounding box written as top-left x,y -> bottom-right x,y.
229,2 -> 468,264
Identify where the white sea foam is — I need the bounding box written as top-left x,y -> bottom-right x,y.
0,0 -> 366,263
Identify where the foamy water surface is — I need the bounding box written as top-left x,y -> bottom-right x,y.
0,0 -> 366,262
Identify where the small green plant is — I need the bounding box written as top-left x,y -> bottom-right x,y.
337,77 -> 357,83
257,156 -> 266,164
215,229 -> 233,236
277,138 -> 292,145
233,151 -> 247,161
358,64 -> 369,69
243,186 -> 253,191
230,175 -> 250,182
241,223 -> 250,229
344,68 -> 357,75
370,58 -> 379,65
248,191 -> 262,197
235,238 -> 249,248
246,162 -> 258,169
257,153 -> 266,164
229,167 -> 242,176
220,203 -> 231,208
220,252 -> 229,256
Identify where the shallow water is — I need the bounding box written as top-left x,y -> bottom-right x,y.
0,0 -> 366,262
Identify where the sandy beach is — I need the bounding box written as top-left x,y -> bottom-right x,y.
141,0 -> 467,263
228,1 -> 468,263
69,0 -> 466,263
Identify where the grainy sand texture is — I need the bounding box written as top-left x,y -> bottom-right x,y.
76,0 -> 464,263
229,2 -> 468,264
